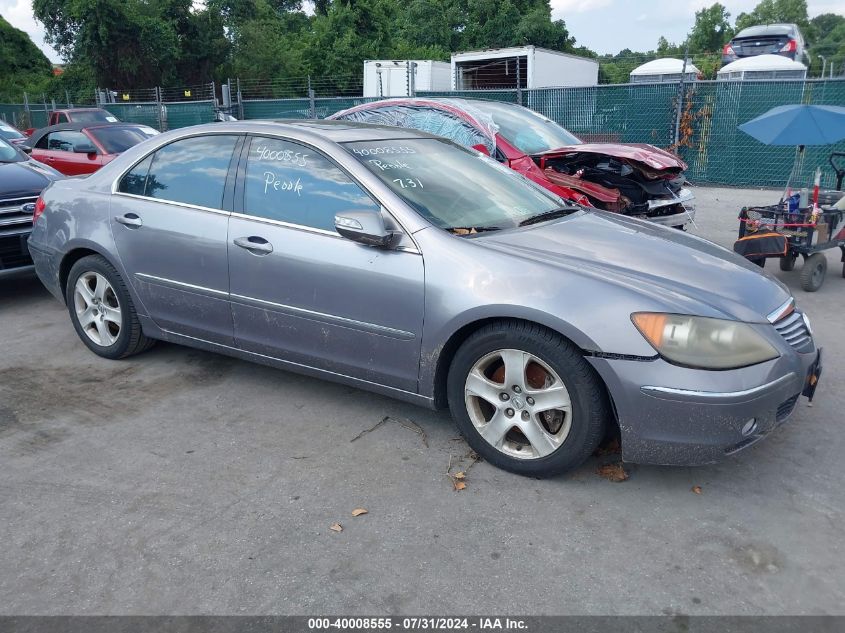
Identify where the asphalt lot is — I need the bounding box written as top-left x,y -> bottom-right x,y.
1,186 -> 843,615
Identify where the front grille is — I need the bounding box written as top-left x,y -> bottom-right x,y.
773,310 -> 814,354
777,394 -> 800,423
0,234 -> 33,271
0,195 -> 37,238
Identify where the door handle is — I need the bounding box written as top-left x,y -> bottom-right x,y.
115,213 -> 143,228
233,236 -> 273,254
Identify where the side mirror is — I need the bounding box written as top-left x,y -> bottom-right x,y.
19,144 -> 32,155
74,143 -> 98,154
335,210 -> 397,248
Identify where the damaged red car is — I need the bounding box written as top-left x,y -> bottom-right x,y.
329,98 -> 695,229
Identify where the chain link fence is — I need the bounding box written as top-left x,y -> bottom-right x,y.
2,76 -> 844,188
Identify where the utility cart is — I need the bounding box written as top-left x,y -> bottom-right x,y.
737,204 -> 845,292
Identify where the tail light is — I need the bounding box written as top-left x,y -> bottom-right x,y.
780,39 -> 797,53
722,43 -> 735,56
32,196 -> 46,224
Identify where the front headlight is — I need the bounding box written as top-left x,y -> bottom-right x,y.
632,313 -> 779,370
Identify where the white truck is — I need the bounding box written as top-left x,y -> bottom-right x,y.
363,60 -> 452,98
451,46 -> 599,90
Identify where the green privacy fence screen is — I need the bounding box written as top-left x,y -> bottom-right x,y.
2,79 -> 843,188
417,80 -> 845,189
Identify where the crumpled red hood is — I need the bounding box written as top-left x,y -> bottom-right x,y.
539,143 -> 687,172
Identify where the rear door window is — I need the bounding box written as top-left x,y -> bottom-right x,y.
140,135 -> 239,209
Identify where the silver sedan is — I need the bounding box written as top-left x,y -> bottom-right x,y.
28,121 -> 822,477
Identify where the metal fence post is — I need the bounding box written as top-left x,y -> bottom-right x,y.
308,76 -> 316,119
672,43 -> 689,148
516,57 -> 522,106
65,90 -> 71,107
409,62 -> 417,97
237,78 -> 244,121
156,86 -> 165,132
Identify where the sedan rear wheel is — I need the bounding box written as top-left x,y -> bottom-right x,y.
66,254 -> 154,359
447,320 -> 608,477
74,272 -> 122,347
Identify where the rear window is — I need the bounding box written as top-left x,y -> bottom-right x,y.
69,110 -> 117,123
0,123 -> 25,141
735,25 -> 794,38
90,126 -> 158,154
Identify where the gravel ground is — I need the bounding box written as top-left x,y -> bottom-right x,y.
0,186 -> 843,615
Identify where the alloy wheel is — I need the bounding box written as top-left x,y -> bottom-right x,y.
464,348 -> 572,459
73,272 -> 122,347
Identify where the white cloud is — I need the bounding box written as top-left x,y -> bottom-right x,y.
550,0 -> 613,15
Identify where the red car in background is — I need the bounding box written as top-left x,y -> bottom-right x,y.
27,123 -> 159,176
330,98 -> 696,229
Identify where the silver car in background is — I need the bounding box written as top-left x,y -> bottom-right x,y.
28,121 -> 822,477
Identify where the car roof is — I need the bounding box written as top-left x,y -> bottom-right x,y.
199,119 -> 443,143
29,122 -> 151,141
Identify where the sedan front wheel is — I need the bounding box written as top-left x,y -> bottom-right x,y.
447,321 -> 609,477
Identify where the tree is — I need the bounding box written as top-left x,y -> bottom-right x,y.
735,0 -> 809,33
0,14 -> 53,97
687,3 -> 733,53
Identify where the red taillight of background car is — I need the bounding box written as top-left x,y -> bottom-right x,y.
32,196 -> 46,224
780,39 -> 798,53
723,43 -> 735,56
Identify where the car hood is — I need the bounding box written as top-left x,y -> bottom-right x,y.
537,143 -> 688,171
0,159 -> 63,198
478,211 -> 789,323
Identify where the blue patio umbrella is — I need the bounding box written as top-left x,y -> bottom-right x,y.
738,104 -> 845,195
739,104 -> 845,146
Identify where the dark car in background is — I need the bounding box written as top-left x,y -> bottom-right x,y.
28,123 -> 159,176
0,137 -> 62,276
330,98 -> 696,229
0,121 -> 29,147
722,23 -> 808,65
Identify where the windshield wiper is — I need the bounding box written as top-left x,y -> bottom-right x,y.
449,226 -> 503,235
518,206 -> 581,227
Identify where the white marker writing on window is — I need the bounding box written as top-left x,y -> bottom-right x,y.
264,171 -> 303,196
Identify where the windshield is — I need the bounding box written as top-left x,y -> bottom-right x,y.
70,110 -> 117,123
469,101 -> 581,155
0,138 -> 23,162
345,138 -> 568,232
0,123 -> 25,141
90,126 -> 158,154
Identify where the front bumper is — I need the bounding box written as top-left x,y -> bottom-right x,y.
645,187 -> 696,229
587,344 -> 818,466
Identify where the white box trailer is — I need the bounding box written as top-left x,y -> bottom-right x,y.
363,60 -> 452,98
451,46 -> 598,89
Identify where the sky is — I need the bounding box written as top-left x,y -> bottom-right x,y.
2,0 -> 845,63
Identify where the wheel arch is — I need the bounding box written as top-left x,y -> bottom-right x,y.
431,314 -> 604,409
58,243 -> 123,303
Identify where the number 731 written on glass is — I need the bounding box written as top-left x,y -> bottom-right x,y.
393,177 -> 424,189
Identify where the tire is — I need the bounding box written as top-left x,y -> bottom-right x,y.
446,320 -> 608,478
65,254 -> 154,359
800,253 -> 827,292
779,254 -> 797,271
